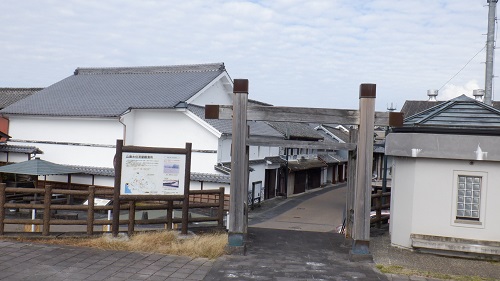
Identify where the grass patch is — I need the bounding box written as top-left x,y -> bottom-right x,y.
11,230 -> 228,259
375,264 -> 497,281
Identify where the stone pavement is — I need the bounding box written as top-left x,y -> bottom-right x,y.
205,227 -> 388,280
0,240 -> 213,280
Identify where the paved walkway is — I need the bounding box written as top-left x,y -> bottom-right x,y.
1,184 -> 489,280
205,227 -> 387,280
0,240 -> 213,280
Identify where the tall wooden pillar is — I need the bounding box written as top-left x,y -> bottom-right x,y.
351,84 -> 376,258
227,79 -> 249,253
345,129 -> 358,238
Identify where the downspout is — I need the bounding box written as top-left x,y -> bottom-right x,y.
119,109 -> 131,145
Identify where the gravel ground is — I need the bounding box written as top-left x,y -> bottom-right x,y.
370,226 -> 500,280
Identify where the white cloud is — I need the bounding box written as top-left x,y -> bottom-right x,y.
440,80 -> 482,100
0,0 -> 495,111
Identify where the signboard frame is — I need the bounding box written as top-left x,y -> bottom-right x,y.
112,140 -> 192,236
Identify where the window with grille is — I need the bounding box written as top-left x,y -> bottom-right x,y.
456,176 -> 481,221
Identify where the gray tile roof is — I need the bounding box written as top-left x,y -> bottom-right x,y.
267,122 -> 324,140
1,63 -> 226,117
264,156 -> 287,165
188,105 -> 283,137
191,172 -> 230,184
288,159 -> 327,171
0,144 -> 43,154
401,100 -> 445,118
403,95 -> 500,130
316,124 -> 350,143
66,164 -> 230,183
318,153 -> 347,163
68,165 -> 115,176
402,99 -> 500,119
0,88 -> 42,109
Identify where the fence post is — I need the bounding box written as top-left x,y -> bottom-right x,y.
181,142 -> 192,235
376,190 -> 382,228
42,185 -> 52,236
166,200 -> 173,230
218,187 -> 225,228
0,183 -> 5,235
87,186 -> 95,235
128,200 -> 135,236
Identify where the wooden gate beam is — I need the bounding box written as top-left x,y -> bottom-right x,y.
206,104 -> 401,126
247,136 -> 357,150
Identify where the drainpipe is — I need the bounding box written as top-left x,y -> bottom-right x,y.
119,109 -> 131,144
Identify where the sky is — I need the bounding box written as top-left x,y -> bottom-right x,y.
0,0 -> 496,111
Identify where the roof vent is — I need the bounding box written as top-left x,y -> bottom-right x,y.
427,89 -> 438,101
473,89 -> 484,101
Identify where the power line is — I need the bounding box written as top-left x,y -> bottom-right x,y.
438,46 -> 486,91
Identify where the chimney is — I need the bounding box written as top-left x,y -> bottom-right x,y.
427,89 -> 438,101
473,89 -> 485,101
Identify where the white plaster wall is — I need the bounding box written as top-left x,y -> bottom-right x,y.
189,76 -> 232,106
191,152 -> 219,173
45,174 -> 114,187
0,153 -> 32,163
127,109 -> 218,150
249,162 -> 266,192
390,157 -> 416,248
126,109 -> 220,174
218,138 -> 231,163
391,157 -> 500,248
190,181 -> 229,193
9,116 -> 122,145
7,141 -> 116,168
6,116 -> 121,167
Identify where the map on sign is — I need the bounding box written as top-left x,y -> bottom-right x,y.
120,152 -> 186,195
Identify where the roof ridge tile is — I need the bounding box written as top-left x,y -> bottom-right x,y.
74,63 -> 225,75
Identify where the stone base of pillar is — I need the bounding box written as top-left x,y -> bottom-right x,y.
348,239 -> 372,262
227,232 -> 246,255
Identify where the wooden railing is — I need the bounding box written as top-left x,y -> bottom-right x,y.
0,183 -> 226,236
370,189 -> 391,227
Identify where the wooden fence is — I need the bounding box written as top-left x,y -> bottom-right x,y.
370,189 -> 391,227
0,183 -> 226,236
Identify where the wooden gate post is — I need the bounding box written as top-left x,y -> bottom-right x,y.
351,84 -> 376,259
227,79 -> 249,253
345,129 -> 358,238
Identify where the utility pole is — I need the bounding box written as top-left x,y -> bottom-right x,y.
484,0 -> 497,105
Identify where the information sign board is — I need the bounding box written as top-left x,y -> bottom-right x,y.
120,152 -> 186,196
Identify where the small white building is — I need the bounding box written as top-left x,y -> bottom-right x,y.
386,95 -> 500,258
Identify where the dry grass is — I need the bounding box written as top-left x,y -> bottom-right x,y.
375,265 -> 498,281
12,230 -> 228,259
